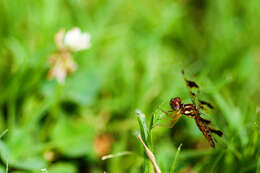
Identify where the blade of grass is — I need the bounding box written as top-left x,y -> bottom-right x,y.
101,151 -> 132,160
210,151 -> 225,173
170,143 -> 182,173
136,110 -> 150,147
257,157 -> 260,173
0,129 -> 8,139
0,129 -> 8,173
147,113 -> 155,151
149,113 -> 155,133
5,159 -> 8,173
136,110 -> 154,173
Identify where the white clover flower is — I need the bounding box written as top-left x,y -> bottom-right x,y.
64,27 -> 91,51
48,52 -> 77,84
47,27 -> 90,84
55,29 -> 65,50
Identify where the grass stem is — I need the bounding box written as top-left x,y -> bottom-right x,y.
137,134 -> 161,173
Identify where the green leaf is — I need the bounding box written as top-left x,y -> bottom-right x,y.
48,163 -> 77,173
63,70 -> 101,105
0,141 -> 9,164
1,128 -> 46,170
11,157 -> 45,171
136,110 -> 150,147
149,113 -> 155,133
0,166 -> 5,173
51,116 -> 96,158
136,110 -> 154,173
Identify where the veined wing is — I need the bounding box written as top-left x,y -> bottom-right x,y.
181,70 -> 214,112
154,108 -> 182,129
168,111 -> 182,128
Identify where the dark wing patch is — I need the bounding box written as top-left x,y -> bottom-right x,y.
185,80 -> 199,88
199,100 -> 214,109
182,70 -> 199,88
210,128 -> 223,137
200,117 -> 211,124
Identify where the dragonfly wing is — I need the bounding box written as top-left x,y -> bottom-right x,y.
154,110 -> 182,128
199,117 -> 211,124
169,111 -> 182,128
209,128 -> 223,137
182,70 -> 200,106
199,100 -> 214,110
182,70 -> 214,112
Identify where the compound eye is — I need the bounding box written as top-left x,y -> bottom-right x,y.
170,97 -> 181,111
173,102 -> 180,111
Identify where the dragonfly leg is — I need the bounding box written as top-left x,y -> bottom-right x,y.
158,108 -> 173,118
153,111 -> 181,129
169,112 -> 182,128
153,122 -> 174,128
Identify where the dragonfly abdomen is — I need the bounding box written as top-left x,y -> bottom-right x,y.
195,116 -> 215,148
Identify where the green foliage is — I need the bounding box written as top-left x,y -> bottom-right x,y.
136,110 -> 152,148
0,0 -> 260,172
136,110 -> 153,173
170,144 -> 182,173
48,163 -> 76,173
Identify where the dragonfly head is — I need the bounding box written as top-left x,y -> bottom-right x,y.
170,97 -> 182,111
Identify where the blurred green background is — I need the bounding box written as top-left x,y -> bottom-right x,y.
0,0 -> 259,172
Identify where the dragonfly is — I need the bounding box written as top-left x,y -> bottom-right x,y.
158,70 -> 223,148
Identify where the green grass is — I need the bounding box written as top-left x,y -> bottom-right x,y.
170,143 -> 182,173
0,0 -> 260,172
